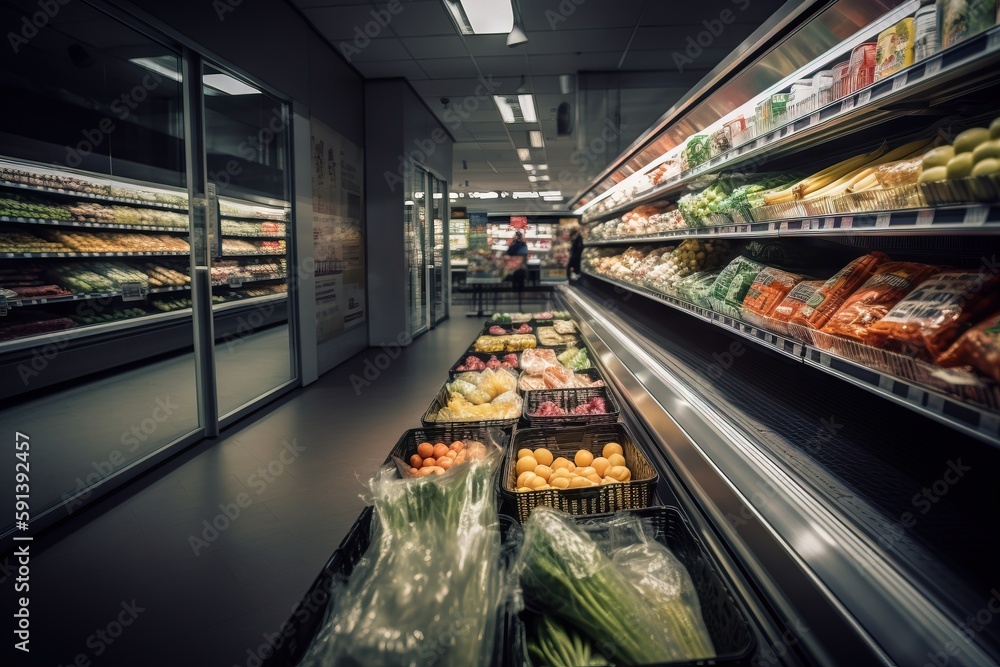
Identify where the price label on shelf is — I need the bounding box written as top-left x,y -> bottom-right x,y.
120,282 -> 147,301
841,216 -> 854,229
876,213 -> 891,228
840,97 -> 856,113
964,205 -> 989,226
915,210 -> 935,226
228,275 -> 245,288
805,218 -> 820,230
924,58 -> 942,77
858,90 -> 872,105
809,112 -> 820,126
891,76 -> 906,92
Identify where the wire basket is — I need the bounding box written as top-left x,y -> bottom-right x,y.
421,381 -> 522,428
501,423 -> 657,523
518,367 -> 604,392
800,195 -> 837,217
921,174 -> 1000,206
748,199 -> 804,222
449,351 -> 521,378
522,387 -> 619,427
506,506 -> 756,667
384,425 -> 514,472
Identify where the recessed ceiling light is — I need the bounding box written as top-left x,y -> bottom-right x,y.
203,73 -> 260,95
539,191 -> 561,197
543,196 -> 563,201
444,0 -> 513,35
513,191 -> 539,199
536,164 -> 548,170
517,148 -> 531,161
529,130 -> 544,148
493,96 -> 516,123
522,164 -> 534,171
519,94 -> 537,122
528,175 -> 538,182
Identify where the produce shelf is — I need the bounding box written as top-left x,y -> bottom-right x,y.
211,273 -> 286,287
578,23 -> 1000,223
581,271 -> 1000,445
219,213 -> 289,223
0,250 -> 188,258
0,178 -> 188,211
0,215 -> 188,233
1,284 -> 190,308
219,232 -> 286,239
219,251 -> 286,257
584,204 -> 1000,245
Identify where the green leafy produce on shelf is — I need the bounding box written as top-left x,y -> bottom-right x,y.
527,616 -> 609,667
675,269 -> 724,308
557,347 -> 591,371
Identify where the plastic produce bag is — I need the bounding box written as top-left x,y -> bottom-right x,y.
675,270 -> 723,308
300,448 -> 505,667
446,379 -> 492,405
521,348 -> 559,374
938,311 -> 1000,381
791,252 -> 888,330
557,347 -> 591,371
710,256 -> 766,319
515,507 -> 716,665
741,267 -> 806,318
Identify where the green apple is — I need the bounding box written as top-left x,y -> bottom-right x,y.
972,158 -> 1000,177
990,117 -> 1000,140
953,127 -> 991,154
972,139 -> 1000,163
922,145 -> 955,169
946,153 -> 975,179
918,166 -> 948,183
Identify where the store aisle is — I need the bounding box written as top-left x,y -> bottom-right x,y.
18,313 -> 495,667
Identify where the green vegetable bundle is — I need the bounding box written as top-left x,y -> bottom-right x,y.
557,347 -> 591,371
301,451 -> 504,667
515,507 -> 715,665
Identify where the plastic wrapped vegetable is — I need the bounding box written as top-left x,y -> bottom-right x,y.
300,447 -> 504,667
742,267 -> 807,318
675,270 -> 723,308
515,507 -> 715,664
446,379 -> 492,405
643,239 -> 729,294
557,347 -> 591,371
710,256 -> 766,319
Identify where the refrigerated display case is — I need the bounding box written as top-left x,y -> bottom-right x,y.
405,170 -> 428,336
565,0 -> 1000,665
430,176 -> 449,325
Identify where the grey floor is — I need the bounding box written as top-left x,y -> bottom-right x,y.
10,310 -> 514,666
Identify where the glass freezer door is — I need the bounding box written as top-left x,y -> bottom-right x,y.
431,177 -> 448,325
406,168 -> 428,337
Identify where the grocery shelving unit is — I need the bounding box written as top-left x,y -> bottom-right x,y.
565,1 -> 1000,665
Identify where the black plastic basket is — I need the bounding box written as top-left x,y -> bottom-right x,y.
517,366 -> 603,392
384,424 -> 514,474
448,351 -> 521,378
508,506 -> 756,666
501,423 -> 657,523
522,387 -> 619,427
421,380 -> 522,429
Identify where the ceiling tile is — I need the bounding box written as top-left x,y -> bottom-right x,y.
291,0 -> 374,7
352,59 -> 428,79
520,0 -> 645,32
347,38 -> 411,62
416,57 -> 480,79
400,35 -> 466,59
378,1 -> 455,37
304,5 -> 391,40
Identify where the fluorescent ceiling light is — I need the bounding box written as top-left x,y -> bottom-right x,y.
539,191 -> 561,197
445,0 -> 513,35
518,95 -> 537,122
517,148 -> 531,161
405,200 -> 415,205
522,164 -> 534,171
536,175 -> 550,181
543,196 -> 563,201
494,96 -> 516,123
528,175 -> 539,182
433,193 -> 443,199
513,191 -> 539,199
129,56 -> 182,82
476,191 -> 499,199
203,73 -> 260,95
529,130 -> 544,147
415,191 -> 424,199
537,164 -> 548,170
449,192 -> 458,198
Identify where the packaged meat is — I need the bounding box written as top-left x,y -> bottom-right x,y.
521,348 -> 559,374
790,252 -> 889,330
939,0 -> 996,49
473,334 -> 536,352
741,268 -> 806,318
867,271 -> 1000,361
874,18 -> 916,81
710,256 -> 767,319
938,311 -> 1000,381
771,280 -> 826,323
819,262 -> 940,343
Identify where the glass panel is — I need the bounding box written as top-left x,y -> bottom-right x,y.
432,178 -> 446,322
405,168 -> 427,335
0,0 -> 197,529
203,63 -> 293,419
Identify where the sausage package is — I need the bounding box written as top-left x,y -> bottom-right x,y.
771,280 -> 825,323
937,311 -> 1000,382
867,271 -> 1000,361
820,262 -> 940,343
741,267 -> 807,318
790,252 -> 889,330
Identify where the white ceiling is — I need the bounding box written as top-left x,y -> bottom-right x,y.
289,0 -> 788,212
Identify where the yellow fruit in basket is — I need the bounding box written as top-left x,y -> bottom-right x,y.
517,448 -> 534,460
991,117 -> 1000,139
551,457 -> 573,471
516,456 -> 538,476
584,473 -> 602,485
954,128 -> 991,155
918,166 -> 948,183
569,476 -> 593,488
517,471 -> 537,488
972,158 -> 1000,177
574,450 -> 594,467
602,442 -> 624,458
607,465 -> 631,482
528,475 -> 548,490
592,457 -> 611,477
533,448 -> 554,466
574,466 -> 596,478
607,453 -> 626,468
550,476 -> 570,489
973,140 -> 1000,164
947,153 -> 975,179
921,145 -> 955,169
534,464 -> 552,481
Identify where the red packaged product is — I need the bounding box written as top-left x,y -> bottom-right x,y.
848,43 -> 877,95
831,61 -> 851,99
771,280 -> 825,323
742,267 -> 806,318
791,252 -> 889,330
867,272 -> 1000,361
819,262 -> 940,343
937,311 -> 1000,382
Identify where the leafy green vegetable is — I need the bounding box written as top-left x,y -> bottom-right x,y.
528,616 -> 608,667
557,347 -> 590,370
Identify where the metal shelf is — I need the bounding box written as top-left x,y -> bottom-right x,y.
579,24 -> 1000,223
584,204 -> 1000,245
0,179 -> 187,211
583,270 -> 1000,445
220,214 -> 288,223
0,250 -> 188,258
219,251 -> 286,257
0,215 -> 188,233
2,284 -> 190,308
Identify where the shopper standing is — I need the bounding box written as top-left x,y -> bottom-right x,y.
567,228 -> 584,280
505,231 -> 528,290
